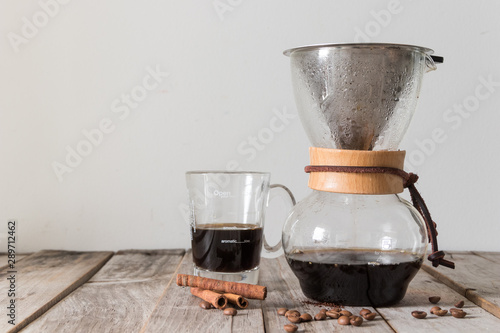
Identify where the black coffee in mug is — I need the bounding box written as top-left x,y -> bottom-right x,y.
191,223 -> 263,272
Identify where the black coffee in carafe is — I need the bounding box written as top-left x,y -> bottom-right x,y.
287,249 -> 422,306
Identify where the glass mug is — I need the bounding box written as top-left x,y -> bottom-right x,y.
186,171 -> 295,284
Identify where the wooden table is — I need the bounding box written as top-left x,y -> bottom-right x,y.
1,250 -> 499,332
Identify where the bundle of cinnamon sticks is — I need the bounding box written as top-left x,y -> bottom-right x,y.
176,274 -> 267,309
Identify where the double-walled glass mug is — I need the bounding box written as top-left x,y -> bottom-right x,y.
186,171 -> 295,284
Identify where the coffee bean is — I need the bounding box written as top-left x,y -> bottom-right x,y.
350,315 -> 363,326
300,313 -> 312,322
288,314 -> 301,323
283,324 -> 298,332
363,312 -> 377,321
340,310 -> 352,317
435,309 -> 448,316
430,306 -> 441,314
319,308 -> 327,314
314,312 -> 326,321
451,310 -> 467,318
199,301 -> 212,309
285,310 -> 300,318
331,307 -> 342,312
411,311 -> 427,319
338,315 -> 351,325
326,310 -> 340,319
455,300 -> 465,308
428,296 -> 441,304
223,308 -> 237,316
277,308 -> 288,316
359,308 -> 371,316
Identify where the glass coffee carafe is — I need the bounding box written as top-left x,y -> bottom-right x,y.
282,43 -> 448,306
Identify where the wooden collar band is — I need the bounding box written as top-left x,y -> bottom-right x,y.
307,148 -> 406,194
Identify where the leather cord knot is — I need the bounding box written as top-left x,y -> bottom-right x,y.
403,172 -> 419,187
305,165 -> 455,269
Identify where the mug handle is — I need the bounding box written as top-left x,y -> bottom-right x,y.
263,184 -> 296,253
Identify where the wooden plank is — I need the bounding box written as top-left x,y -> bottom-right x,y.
422,251 -> 500,318
21,249 -> 185,333
261,255 -> 393,333
472,251 -> 500,263
0,250 -> 113,333
375,268 -> 500,332
141,251 -> 266,333
259,256 -> 303,333
0,254 -> 30,271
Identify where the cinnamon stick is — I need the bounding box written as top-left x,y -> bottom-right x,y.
177,274 -> 267,300
223,293 -> 249,309
190,287 -> 227,309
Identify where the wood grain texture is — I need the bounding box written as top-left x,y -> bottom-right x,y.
0,250 -> 112,333
472,251 -> 500,263
376,268 -> 500,332
141,251 -> 265,333
308,148 -> 406,194
259,256 -> 303,333
22,249 -> 185,333
422,251 -> 500,319
260,255 -> 393,332
3,250 -> 499,332
0,254 -> 30,271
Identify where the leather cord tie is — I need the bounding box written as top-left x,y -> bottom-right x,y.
305,165 -> 455,269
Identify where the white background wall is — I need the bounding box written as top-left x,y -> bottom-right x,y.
1,0 -> 499,253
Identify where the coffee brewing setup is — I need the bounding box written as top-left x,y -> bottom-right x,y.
281,43 -> 454,306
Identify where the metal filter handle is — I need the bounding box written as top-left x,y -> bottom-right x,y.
431,55 -> 444,63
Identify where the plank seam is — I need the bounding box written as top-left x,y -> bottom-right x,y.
471,251 -> 498,263
422,263 -> 500,320
259,303 -> 266,333
139,250 -> 188,333
11,251 -> 114,333
257,258 -> 297,333
466,289 -> 500,319
86,277 -> 173,285
373,308 -> 398,333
